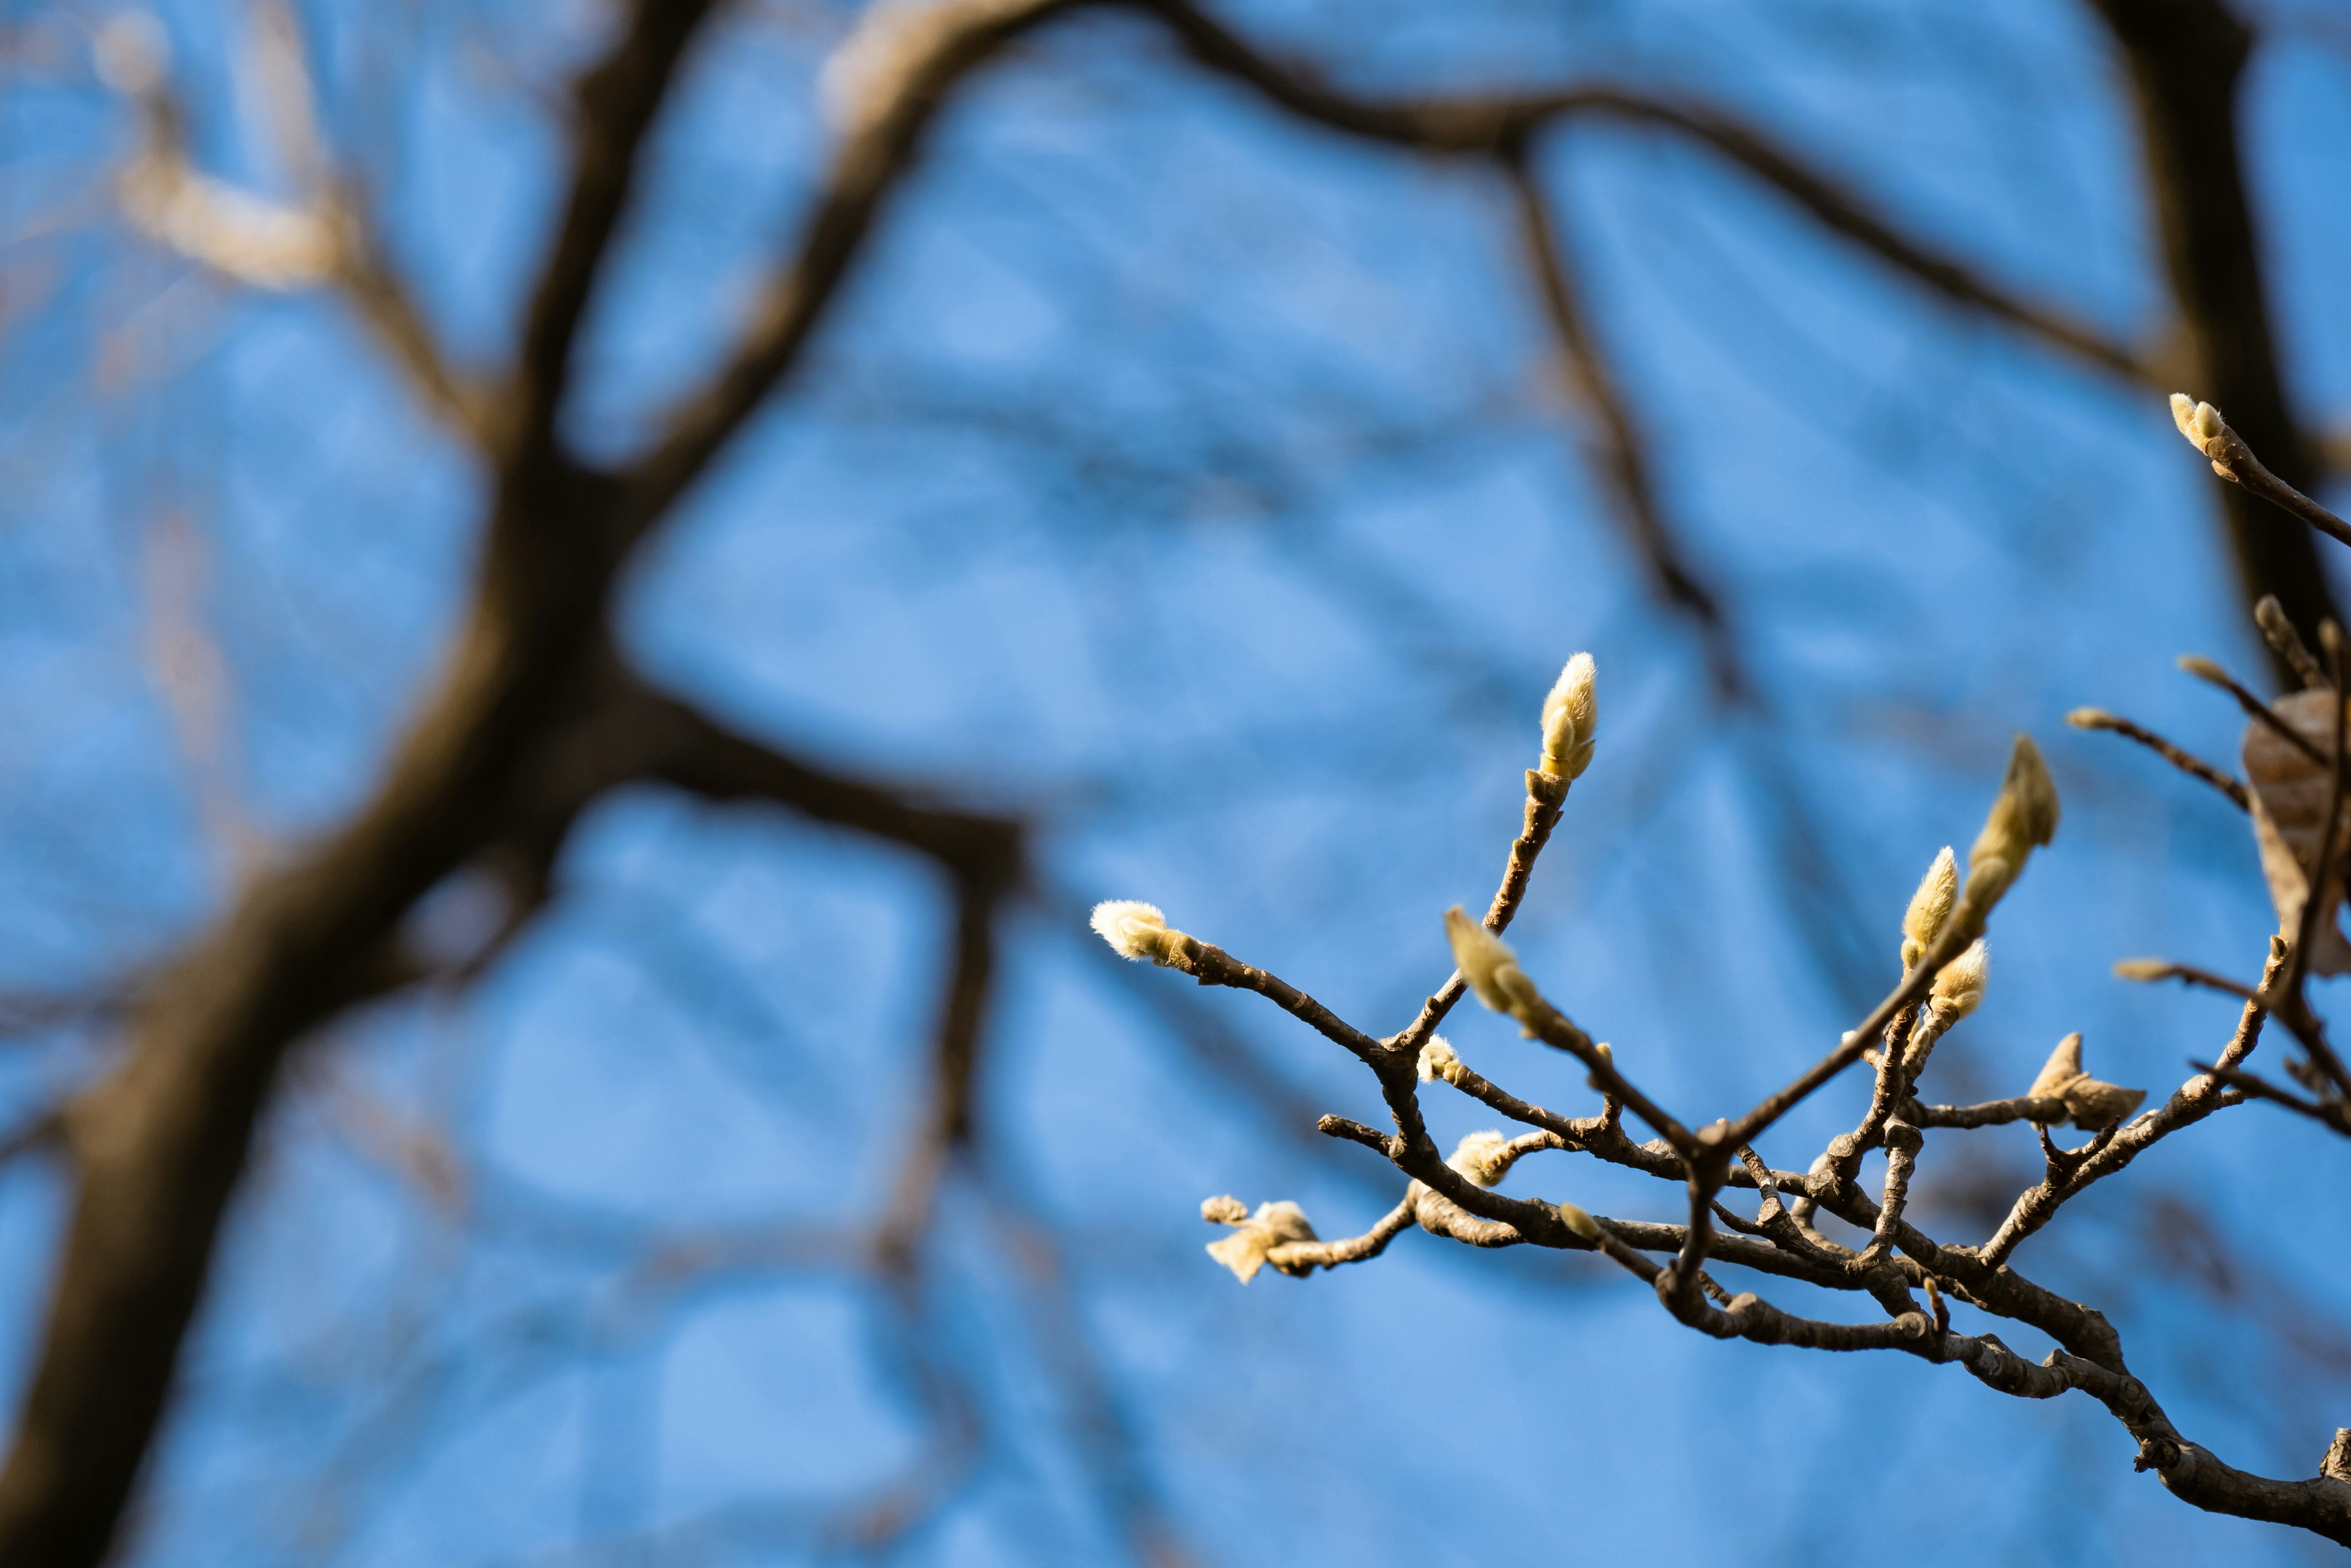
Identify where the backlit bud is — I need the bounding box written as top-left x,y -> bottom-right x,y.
1929,939 -> 1989,1024
1900,846 -> 1958,969
1538,653 -> 1598,780
1557,1201 -> 1602,1242
1447,1130 -> 1515,1188
1417,1035 -> 1462,1084
1090,899 -> 1183,965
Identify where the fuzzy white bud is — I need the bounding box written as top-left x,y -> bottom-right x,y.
1537,653 -> 1598,780
1444,906 -> 1539,1013
1929,939 -> 1990,1024
1900,846 -> 1958,970
1447,1130 -> 1515,1188
1417,1035 -> 1462,1084
1090,899 -> 1182,965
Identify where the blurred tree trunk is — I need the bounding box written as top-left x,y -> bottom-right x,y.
2089,0 -> 2336,684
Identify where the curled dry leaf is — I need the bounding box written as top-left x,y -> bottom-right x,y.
1202,1199 -> 1318,1283
2025,1032 -> 2147,1130
2242,689 -> 2351,975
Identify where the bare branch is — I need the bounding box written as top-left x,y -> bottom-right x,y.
2067,707 -> 2249,810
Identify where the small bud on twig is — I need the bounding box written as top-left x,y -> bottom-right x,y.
1900,846 -> 1958,969
1444,906 -> 1539,1013
1556,1201 -> 1603,1242
1537,652 -> 1598,781
2112,958 -> 2173,983
2170,392 -> 2227,463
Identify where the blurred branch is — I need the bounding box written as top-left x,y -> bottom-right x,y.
97,15 -> 487,438
1503,150 -> 1742,699
1135,0 -> 2150,380
0,6 -> 727,1559
619,0 -> 1079,542
2084,0 -> 2339,677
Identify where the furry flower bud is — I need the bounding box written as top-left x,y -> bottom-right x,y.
1900,846 -> 1958,969
1538,653 -> 1598,780
1444,906 -> 1539,1013
1964,735 -> 2058,917
1557,1201 -> 1602,1242
2170,392 -> 2225,451
1447,1130 -> 1515,1188
1417,1035 -> 1463,1084
1090,900 -> 1184,965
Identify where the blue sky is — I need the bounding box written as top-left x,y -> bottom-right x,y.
2,1 -> 2351,1563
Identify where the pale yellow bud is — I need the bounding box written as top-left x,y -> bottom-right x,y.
1444,906 -> 1539,1013
1537,652 -> 1598,780
2170,393 -> 2225,451
2112,958 -> 2173,983
1900,846 -> 1958,969
1929,939 -> 1989,1024
1090,899 -> 1182,965
1417,1035 -> 1462,1084
1557,1201 -> 1602,1242
1447,1130 -> 1515,1188
1965,735 -> 2058,912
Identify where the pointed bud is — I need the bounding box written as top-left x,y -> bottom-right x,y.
2065,707 -> 2117,730
1900,846 -> 1958,969
1965,735 -> 2058,915
1557,1201 -> 1603,1242
2112,958 -> 2173,982
1445,906 -> 1539,1013
1538,653 -> 1599,780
